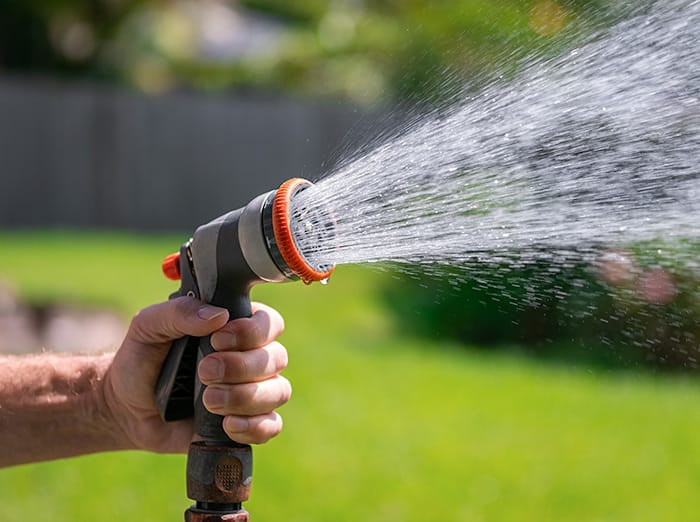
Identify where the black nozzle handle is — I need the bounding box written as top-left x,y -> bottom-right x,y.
155,244 -> 201,422
155,334 -> 199,421
192,214 -> 257,442
192,297 -> 252,442
155,214 -> 261,443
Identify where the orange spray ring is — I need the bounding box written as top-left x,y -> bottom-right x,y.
272,178 -> 335,284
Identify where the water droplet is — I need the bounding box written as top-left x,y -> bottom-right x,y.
286,0 -> 700,280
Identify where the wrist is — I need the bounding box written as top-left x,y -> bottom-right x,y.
91,354 -> 138,452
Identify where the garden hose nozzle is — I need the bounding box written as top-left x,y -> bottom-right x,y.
155,178 -> 335,522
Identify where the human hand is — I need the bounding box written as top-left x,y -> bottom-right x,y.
103,296 -> 289,454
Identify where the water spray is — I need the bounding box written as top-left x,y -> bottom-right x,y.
151,0 -> 700,517
290,0 -> 700,272
155,178 -> 334,521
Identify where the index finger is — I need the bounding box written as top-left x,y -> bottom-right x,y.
210,302 -> 285,352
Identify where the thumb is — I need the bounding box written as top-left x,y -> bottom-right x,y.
128,296 -> 230,345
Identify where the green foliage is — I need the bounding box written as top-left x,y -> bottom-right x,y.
2,231 -> 700,521
384,261 -> 609,347
1,0 -> 618,104
383,246 -> 700,371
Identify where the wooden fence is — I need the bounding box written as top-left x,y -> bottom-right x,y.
0,76 -> 368,231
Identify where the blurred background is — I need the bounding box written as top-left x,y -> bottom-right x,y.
2,1 -> 700,521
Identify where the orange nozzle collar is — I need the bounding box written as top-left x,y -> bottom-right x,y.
272,178 -> 334,284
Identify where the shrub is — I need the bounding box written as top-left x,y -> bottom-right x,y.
381,246 -> 700,371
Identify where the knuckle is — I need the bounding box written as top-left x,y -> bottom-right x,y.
252,415 -> 283,444
253,430 -> 277,444
128,309 -> 147,337
129,304 -> 155,333
248,320 -> 265,346
228,383 -> 257,408
225,352 -> 249,381
234,320 -> 261,349
173,296 -> 196,320
278,315 -> 286,334
127,304 -> 163,343
277,377 -> 292,405
271,342 -> 289,372
271,309 -> 285,336
223,412 -> 283,444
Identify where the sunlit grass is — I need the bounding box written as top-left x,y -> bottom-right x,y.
1,230 -> 699,522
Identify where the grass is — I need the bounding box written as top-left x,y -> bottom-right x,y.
1,230 -> 700,521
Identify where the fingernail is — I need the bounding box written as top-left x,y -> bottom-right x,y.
199,357 -> 223,381
198,306 -> 227,321
203,387 -> 227,408
225,416 -> 249,434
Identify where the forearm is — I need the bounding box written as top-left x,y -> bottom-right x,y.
0,353 -> 130,467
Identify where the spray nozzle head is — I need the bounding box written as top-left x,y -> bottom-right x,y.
268,178 -> 336,284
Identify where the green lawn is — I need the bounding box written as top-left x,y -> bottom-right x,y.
1,231 -> 699,521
